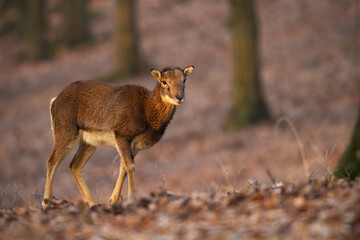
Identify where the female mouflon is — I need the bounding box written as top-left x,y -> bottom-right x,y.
42,66 -> 194,210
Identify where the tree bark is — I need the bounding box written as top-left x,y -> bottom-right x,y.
335,105 -> 360,179
23,0 -> 46,60
60,0 -> 89,46
225,0 -> 269,130
115,0 -> 143,78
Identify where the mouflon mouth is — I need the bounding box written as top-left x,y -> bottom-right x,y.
162,95 -> 184,105
174,98 -> 184,105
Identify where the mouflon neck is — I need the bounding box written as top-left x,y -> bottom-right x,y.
145,83 -> 176,130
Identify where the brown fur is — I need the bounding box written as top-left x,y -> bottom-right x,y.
42,66 -> 194,210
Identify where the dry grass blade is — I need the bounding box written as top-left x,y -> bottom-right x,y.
276,117 -> 309,178
306,135 -> 335,175
233,168 -> 246,193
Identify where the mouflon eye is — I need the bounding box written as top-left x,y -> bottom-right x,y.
161,81 -> 167,86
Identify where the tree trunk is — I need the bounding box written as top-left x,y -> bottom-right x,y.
60,0 -> 89,46
335,105 -> 360,179
224,0 -> 269,130
115,0 -> 143,78
23,0 -> 46,60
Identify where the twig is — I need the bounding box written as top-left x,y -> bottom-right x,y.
31,192 -> 42,205
345,168 -> 353,182
12,183 -> 20,209
0,184 -> 5,209
276,117 -> 310,178
233,168 -> 246,193
266,168 -> 276,185
308,170 -> 321,180
306,135 -> 336,175
112,154 -> 120,183
94,179 -> 106,204
31,193 -> 58,201
154,164 -> 166,189
216,171 -> 227,193
162,173 -> 166,189
247,177 -> 261,190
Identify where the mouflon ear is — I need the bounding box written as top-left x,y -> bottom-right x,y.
183,65 -> 194,76
150,69 -> 162,81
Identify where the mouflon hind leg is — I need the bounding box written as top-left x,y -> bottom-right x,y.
43,99 -> 79,211
42,137 -> 78,210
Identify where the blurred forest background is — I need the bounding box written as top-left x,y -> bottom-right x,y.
0,0 -> 359,208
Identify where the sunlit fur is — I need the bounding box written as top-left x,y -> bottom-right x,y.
42,65 -> 194,210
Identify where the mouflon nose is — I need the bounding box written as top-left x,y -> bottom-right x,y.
176,95 -> 184,102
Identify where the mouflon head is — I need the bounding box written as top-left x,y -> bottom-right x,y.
150,66 -> 194,105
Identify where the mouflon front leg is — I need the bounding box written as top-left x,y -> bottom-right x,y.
113,137 -> 136,201
109,161 -> 127,204
69,140 -> 96,206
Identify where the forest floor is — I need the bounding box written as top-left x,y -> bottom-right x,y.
0,0 -> 359,239
1,179 -> 360,239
